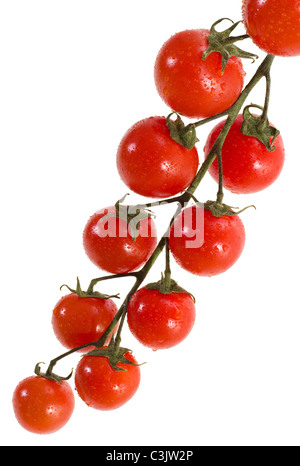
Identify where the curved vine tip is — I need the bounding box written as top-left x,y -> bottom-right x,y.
35,362 -> 73,385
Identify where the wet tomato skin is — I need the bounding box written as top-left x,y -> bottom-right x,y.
12,376 -> 75,435
154,29 -> 245,119
243,0 -> 300,57
204,115 -> 285,194
127,287 -> 196,350
169,206 -> 246,277
52,293 -> 118,352
83,206 -> 157,274
116,116 -> 199,198
75,352 -> 141,410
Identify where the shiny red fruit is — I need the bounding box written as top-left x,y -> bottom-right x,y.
13,376 -> 75,435
204,115 -> 285,194
117,116 -> 199,198
127,287 -> 196,350
169,206 -> 246,277
52,293 -> 118,352
154,29 -> 245,119
83,206 -> 157,274
243,0 -> 300,57
75,352 -> 141,410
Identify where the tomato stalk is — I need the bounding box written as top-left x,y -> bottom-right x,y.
164,238 -> 172,292
40,54 -> 275,381
216,149 -> 224,204
261,71 -> 272,123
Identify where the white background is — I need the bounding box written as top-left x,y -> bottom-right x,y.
1,0 -> 299,447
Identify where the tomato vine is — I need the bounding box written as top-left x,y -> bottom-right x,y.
13,2 -> 299,434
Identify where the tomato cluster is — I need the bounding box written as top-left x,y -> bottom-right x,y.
13,0 -> 298,435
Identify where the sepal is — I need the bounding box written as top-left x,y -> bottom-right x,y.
86,336 -> 142,372
241,105 -> 280,152
146,274 -> 196,302
202,18 -> 258,73
205,200 -> 256,217
166,113 -> 199,149
60,277 -> 120,300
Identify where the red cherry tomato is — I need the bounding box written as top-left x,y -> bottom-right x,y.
75,352 -> 141,410
52,293 -> 118,352
243,0 -> 300,57
116,116 -> 199,198
154,29 -> 245,119
169,206 -> 246,277
83,206 -> 157,274
127,287 -> 196,350
204,114 -> 285,194
13,376 -> 75,434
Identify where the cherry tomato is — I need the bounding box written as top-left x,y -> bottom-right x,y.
243,0 -> 300,57
75,352 -> 141,410
13,376 -> 75,434
154,29 -> 245,119
83,206 -> 157,274
204,114 -> 285,194
52,293 -> 118,352
127,287 -> 196,350
116,116 -> 199,198
169,206 -> 246,277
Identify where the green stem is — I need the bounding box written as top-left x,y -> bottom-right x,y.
164,237 -> 172,291
216,149 -> 224,204
87,272 -> 138,295
261,71 -> 271,122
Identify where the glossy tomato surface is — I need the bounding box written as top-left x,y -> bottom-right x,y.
169,206 -> 246,277
116,116 -> 199,198
154,29 -> 245,119
83,206 -> 157,274
204,114 -> 285,194
243,0 -> 300,56
13,376 -> 75,434
52,293 -> 118,352
127,287 -> 196,350
75,352 -> 141,410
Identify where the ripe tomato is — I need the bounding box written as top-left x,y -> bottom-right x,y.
154,29 -> 245,119
13,376 -> 75,434
204,114 -> 285,194
52,293 -> 118,352
127,287 -> 196,350
75,352 -> 141,410
169,206 -> 246,277
116,116 -> 199,198
83,205 -> 157,274
243,0 -> 300,57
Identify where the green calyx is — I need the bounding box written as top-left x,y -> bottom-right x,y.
205,200 -> 256,217
86,335 -> 142,372
166,113 -> 199,149
60,277 -> 120,300
101,194 -> 155,242
146,273 -> 196,302
35,362 -> 73,385
241,105 -> 280,151
202,18 -> 258,73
